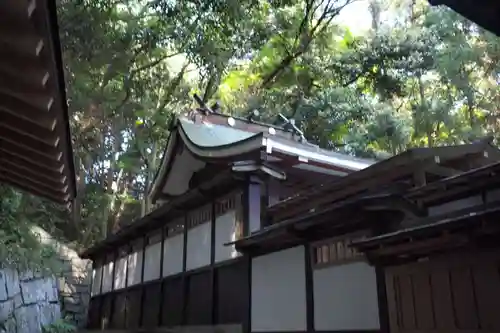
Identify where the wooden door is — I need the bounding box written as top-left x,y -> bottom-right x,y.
385,250 -> 500,333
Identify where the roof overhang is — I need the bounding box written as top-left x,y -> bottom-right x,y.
0,0 -> 76,205
267,142 -> 500,221
150,113 -> 373,203
351,202 -> 500,262
81,170 -> 236,259
428,0 -> 500,36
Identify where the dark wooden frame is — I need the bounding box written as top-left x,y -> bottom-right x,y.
87,189 -> 249,330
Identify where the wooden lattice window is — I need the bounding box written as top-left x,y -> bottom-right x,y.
187,204 -> 212,229
311,233 -> 367,268
215,192 -> 244,241
165,216 -> 185,237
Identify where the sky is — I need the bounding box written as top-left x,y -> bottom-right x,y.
335,0 -> 373,35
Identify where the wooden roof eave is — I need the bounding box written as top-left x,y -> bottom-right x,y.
407,161 -> 500,200
0,0 -> 76,205
267,142 -> 498,218
149,119 -> 265,203
428,0 -> 500,36
81,170 -> 236,259
229,193 -> 413,253
351,202 -> 500,253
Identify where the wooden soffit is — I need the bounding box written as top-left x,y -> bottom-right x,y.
429,0 -> 500,36
0,0 -> 76,205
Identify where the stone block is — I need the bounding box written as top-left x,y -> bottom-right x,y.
19,271 -> 33,282
0,271 -> 9,301
20,279 -> 47,304
38,303 -> 61,327
44,279 -> 58,303
14,304 -> 42,333
5,270 -> 20,298
0,299 -> 14,322
2,317 -> 16,333
13,294 -> 23,309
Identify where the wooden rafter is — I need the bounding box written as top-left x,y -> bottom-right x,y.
0,0 -> 76,205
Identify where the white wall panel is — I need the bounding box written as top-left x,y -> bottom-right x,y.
313,261 -> 379,330
101,261 -> 114,293
144,242 -> 162,282
186,222 -> 211,271
91,266 -> 102,296
127,250 -> 143,286
215,211 -> 240,263
251,246 -> 307,332
113,257 -> 127,290
163,233 -> 184,277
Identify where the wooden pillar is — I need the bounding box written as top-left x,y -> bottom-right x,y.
181,214 -> 188,325
138,236 -> 147,327
210,200 -> 217,325
158,226 -> 166,326
247,176 -> 262,234
376,266 -> 390,333
304,244 -> 314,333
108,251 -> 118,328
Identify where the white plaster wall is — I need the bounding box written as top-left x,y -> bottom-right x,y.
163,234 -> 184,277
186,222 -> 211,271
215,211 -> 240,263
144,242 -> 162,282
101,261 -> 114,293
251,246 -> 307,332
428,195 -> 482,216
114,257 -> 127,290
91,266 -> 102,296
127,250 -> 143,286
313,261 -> 379,331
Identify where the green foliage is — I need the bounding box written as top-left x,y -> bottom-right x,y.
41,318 -> 77,333
0,186 -> 62,273
9,0 -> 495,250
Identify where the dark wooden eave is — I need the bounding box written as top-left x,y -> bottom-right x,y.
351,202 -> 500,260
229,193 -> 413,253
80,170 -> 237,259
268,142 -> 500,222
0,0 -> 76,205
429,0 -> 500,36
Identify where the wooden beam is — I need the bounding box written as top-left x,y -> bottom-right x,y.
426,163 -> 462,177
0,127 -> 62,159
363,196 -> 427,219
0,0 -> 37,19
0,166 -> 68,193
367,233 -> 469,257
0,157 -> 66,186
0,143 -> 63,172
0,90 -> 56,129
0,28 -> 44,58
412,165 -> 427,187
0,176 -> 68,204
0,109 -> 58,144
0,150 -> 65,179
0,65 -> 49,91
272,164 -> 414,221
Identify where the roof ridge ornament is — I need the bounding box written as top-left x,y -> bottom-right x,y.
193,93 -> 220,115
278,113 -> 307,143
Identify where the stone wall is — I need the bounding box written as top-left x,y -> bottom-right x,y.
0,269 -> 60,333
0,227 -> 92,333
33,226 -> 92,328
